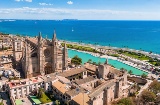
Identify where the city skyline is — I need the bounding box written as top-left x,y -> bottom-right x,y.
0,0 -> 160,20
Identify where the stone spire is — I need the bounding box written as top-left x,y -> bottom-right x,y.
53,30 -> 57,40
38,32 -> 42,41
63,42 -> 68,71
38,32 -> 43,47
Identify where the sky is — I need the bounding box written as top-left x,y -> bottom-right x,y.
0,0 -> 160,20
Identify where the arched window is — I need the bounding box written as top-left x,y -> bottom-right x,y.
44,64 -> 52,75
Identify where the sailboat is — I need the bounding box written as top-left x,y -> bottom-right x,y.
72,27 -> 74,32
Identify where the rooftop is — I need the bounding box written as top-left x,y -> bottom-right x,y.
52,80 -> 70,94
66,88 -> 84,97
9,76 -> 44,88
73,76 -> 96,85
72,93 -> 90,105
58,67 -> 87,77
108,65 -> 123,77
84,63 -> 97,72
27,37 -> 38,45
89,80 -> 115,98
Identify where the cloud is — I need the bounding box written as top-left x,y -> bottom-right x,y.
15,0 -> 22,2
0,7 -> 160,20
67,1 -> 73,5
15,0 -> 32,2
39,3 -> 53,6
25,0 -> 32,2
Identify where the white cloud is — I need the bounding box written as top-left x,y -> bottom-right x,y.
15,0 -> 32,2
15,0 -> 22,2
25,0 -> 32,2
67,1 -> 73,5
39,3 -> 53,6
0,7 -> 160,20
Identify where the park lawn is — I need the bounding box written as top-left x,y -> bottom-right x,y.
122,52 -> 150,60
39,93 -> 52,104
148,61 -> 157,65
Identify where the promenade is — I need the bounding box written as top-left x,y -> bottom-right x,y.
60,40 -> 160,60
62,40 -> 158,75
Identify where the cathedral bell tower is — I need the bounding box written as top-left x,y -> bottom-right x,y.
52,30 -> 58,72
63,43 -> 68,71
38,32 -> 44,75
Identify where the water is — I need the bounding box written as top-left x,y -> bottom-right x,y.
68,49 -> 148,76
0,20 -> 160,53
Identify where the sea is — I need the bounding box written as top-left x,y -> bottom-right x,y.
0,20 -> 160,54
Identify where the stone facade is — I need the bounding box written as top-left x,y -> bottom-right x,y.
13,31 -> 68,78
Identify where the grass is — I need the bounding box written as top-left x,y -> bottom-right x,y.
38,93 -> 52,104
45,92 -> 56,101
122,52 -> 150,60
61,43 -> 100,53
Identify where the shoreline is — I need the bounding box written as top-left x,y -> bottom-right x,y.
59,40 -> 160,60
2,33 -> 160,58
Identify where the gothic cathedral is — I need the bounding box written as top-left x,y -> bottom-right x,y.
13,31 -> 68,78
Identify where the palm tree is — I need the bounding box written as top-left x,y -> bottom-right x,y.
120,68 -> 125,71
87,59 -> 92,63
128,70 -> 133,75
141,73 -> 147,79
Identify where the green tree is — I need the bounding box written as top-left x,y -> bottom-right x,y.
0,100 -> 3,105
55,100 -> 60,105
117,97 -> 134,105
87,59 -> 92,63
141,73 -> 147,79
71,55 -> 82,65
149,80 -> 160,94
128,70 -> 133,75
37,88 -> 44,98
155,62 -> 160,66
141,90 -> 156,103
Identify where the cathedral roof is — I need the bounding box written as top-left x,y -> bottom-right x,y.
27,37 -> 38,45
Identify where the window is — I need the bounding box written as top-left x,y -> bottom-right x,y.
33,67 -> 35,72
59,64 -> 62,68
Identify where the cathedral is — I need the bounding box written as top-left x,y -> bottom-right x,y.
13,31 -> 68,78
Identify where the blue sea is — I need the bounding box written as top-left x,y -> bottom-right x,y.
0,20 -> 160,54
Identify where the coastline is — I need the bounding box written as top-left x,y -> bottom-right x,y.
59,39 -> 160,60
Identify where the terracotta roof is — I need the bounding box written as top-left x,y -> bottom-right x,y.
84,63 -> 97,72
89,80 -> 115,98
52,81 -> 69,94
58,67 -> 87,77
73,76 -> 96,85
108,66 -> 122,76
66,88 -> 84,97
72,93 -> 90,105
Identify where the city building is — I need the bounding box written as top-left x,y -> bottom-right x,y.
8,73 -> 57,105
12,31 -> 68,78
